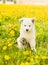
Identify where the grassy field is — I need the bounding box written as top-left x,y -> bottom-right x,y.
0,4 -> 48,65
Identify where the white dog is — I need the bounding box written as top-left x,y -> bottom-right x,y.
17,18 -> 36,51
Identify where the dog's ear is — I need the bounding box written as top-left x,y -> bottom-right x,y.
31,17 -> 36,24
19,18 -> 24,22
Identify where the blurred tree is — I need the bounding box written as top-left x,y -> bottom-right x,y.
14,0 -> 16,4
3,0 -> 5,3
3,0 -> 16,4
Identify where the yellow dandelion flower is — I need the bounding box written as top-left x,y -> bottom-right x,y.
3,46 -> 7,50
10,30 -> 15,36
42,56 -> 47,59
20,62 -> 25,65
30,58 -> 34,63
11,25 -> 15,30
14,17 -> 17,21
23,50 -> 31,56
4,55 -> 10,60
44,21 -> 48,25
40,26 -> 44,30
8,43 -> 13,47
35,55 -> 39,59
0,15 -> 2,22
37,32 -> 41,36
25,62 -> 30,65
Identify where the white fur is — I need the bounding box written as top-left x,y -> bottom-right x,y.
17,18 -> 36,51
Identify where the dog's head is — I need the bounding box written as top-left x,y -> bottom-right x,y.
20,18 -> 36,32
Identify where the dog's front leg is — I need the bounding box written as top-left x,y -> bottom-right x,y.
29,39 -> 36,51
17,37 -> 24,49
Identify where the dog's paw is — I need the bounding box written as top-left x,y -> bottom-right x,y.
31,48 -> 36,52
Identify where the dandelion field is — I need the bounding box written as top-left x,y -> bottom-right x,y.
0,4 -> 48,65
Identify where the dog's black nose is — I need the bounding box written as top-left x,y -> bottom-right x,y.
26,29 -> 28,31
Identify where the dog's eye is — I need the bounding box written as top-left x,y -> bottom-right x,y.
29,25 -> 31,27
24,25 -> 26,27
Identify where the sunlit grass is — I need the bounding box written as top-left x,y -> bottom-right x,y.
0,4 -> 48,65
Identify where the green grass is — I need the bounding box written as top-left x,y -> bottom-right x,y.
0,16 -> 48,65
